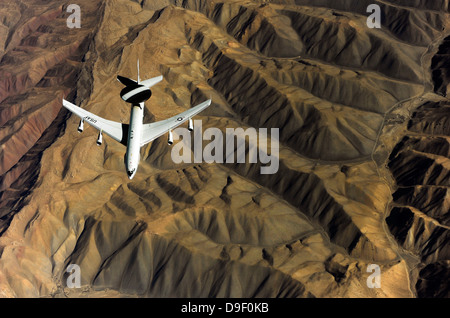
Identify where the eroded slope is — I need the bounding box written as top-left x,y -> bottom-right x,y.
0,0 -> 448,298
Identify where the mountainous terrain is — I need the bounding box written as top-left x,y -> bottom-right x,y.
0,0 -> 448,297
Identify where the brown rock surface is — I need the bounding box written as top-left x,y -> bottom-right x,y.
0,0 -> 448,298
387,100 -> 450,298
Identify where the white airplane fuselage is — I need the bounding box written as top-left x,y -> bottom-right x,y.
125,103 -> 144,179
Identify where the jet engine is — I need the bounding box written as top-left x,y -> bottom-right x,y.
188,118 -> 193,132
97,130 -> 103,146
168,130 -> 173,145
78,119 -> 84,133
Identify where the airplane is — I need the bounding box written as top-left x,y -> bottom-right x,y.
62,60 -> 212,179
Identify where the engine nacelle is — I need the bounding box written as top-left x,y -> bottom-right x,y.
78,119 -> 84,133
168,130 -> 173,145
188,118 -> 193,132
97,130 -> 103,146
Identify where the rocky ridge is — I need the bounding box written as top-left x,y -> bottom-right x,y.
0,0 -> 448,297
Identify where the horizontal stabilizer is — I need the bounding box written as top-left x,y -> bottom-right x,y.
140,75 -> 163,88
117,75 -> 137,86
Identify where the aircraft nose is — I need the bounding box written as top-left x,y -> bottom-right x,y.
127,169 -> 136,179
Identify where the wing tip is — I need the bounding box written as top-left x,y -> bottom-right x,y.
154,75 -> 164,84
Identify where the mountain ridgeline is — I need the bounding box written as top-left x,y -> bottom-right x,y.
0,0 -> 448,298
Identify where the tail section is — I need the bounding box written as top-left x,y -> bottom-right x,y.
117,59 -> 163,88
137,59 -> 140,83
139,75 -> 163,88
117,75 -> 136,86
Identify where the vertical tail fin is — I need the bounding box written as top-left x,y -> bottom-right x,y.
137,59 -> 140,84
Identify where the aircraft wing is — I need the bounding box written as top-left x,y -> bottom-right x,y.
62,99 -> 128,146
140,99 -> 211,147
